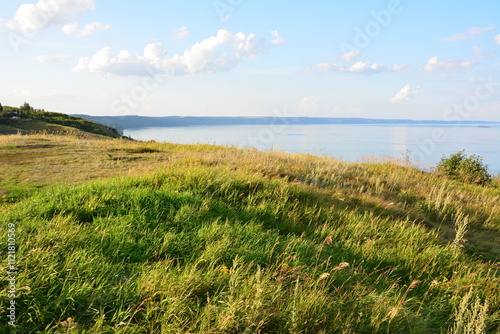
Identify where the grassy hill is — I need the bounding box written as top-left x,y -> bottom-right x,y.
0,133 -> 499,333
0,118 -> 106,137
0,106 -> 122,139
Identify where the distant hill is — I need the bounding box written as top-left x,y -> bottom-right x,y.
74,114 -> 499,130
0,104 -> 123,138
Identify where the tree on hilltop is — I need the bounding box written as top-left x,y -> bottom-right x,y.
19,102 -> 33,117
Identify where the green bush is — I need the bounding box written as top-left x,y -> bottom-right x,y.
436,150 -> 491,186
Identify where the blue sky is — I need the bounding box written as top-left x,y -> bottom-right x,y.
1,0 -> 499,120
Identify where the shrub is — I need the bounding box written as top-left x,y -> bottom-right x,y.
436,151 -> 491,186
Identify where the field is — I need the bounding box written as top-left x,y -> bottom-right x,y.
1,133 -> 499,333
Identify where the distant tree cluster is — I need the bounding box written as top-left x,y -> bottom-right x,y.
0,103 -> 19,117
19,102 -> 34,117
0,102 -> 121,138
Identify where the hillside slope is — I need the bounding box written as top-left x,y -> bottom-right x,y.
0,134 -> 499,333
0,118 -> 98,136
0,107 -> 122,138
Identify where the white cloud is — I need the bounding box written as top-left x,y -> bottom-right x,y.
172,26 -> 189,40
495,34 -> 500,45
62,21 -> 111,36
61,22 -> 78,34
74,30 -> 272,77
392,64 -> 406,71
423,56 -> 474,72
390,84 -> 420,103
6,0 -> 95,33
298,97 -> 319,116
33,55 -> 74,63
270,30 -> 284,45
317,61 -> 401,74
143,43 -> 166,61
443,24 -> 495,42
339,51 -> 360,62
80,22 -> 111,36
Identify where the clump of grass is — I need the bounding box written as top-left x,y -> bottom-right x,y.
452,208 -> 469,254
449,288 -> 489,334
124,147 -> 160,154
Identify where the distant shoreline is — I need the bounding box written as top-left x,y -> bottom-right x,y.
74,114 -> 500,131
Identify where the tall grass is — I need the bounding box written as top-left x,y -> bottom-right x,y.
449,288 -> 489,334
0,134 -> 499,333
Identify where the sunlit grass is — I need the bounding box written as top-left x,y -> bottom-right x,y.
1,133 -> 499,333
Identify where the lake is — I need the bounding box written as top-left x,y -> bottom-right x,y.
123,123 -> 500,174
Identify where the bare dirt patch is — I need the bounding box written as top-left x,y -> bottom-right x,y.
0,189 -> 9,196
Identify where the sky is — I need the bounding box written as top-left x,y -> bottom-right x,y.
0,0 -> 500,121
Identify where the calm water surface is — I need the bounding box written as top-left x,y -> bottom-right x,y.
123,124 -> 500,174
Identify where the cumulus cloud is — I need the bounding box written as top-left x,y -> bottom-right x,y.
6,0 -> 95,33
390,84 -> 420,103
298,97 -> 319,116
423,56 -> 474,72
317,61 -> 404,74
74,30 -> 272,77
61,22 -> 78,34
78,22 -> 111,36
495,34 -> 500,45
392,64 -> 406,71
33,55 -> 74,63
270,30 -> 284,45
143,43 -> 166,61
172,26 -> 189,40
62,21 -> 111,36
339,51 -> 360,62
443,24 -> 496,42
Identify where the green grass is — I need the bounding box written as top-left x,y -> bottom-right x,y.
0,119 -> 78,135
0,133 -> 499,333
1,107 -> 122,139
